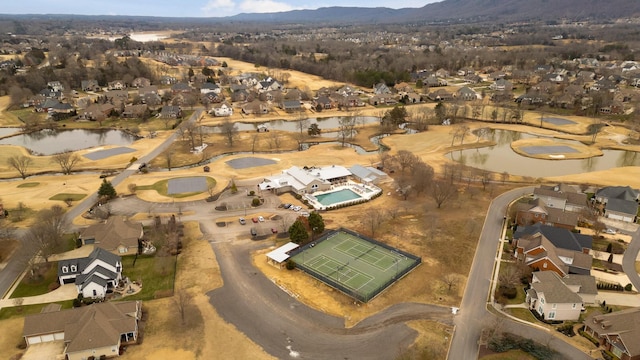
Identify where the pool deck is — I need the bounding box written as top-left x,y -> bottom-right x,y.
304,181 -> 381,210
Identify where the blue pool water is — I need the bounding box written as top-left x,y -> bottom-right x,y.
315,189 -> 362,206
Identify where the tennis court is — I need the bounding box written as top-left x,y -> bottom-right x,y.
290,228 -> 420,302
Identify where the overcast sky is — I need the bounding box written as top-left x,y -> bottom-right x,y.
2,1 -> 441,18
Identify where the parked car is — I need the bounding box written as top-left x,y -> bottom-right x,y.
250,228 -> 257,236
258,216 -> 265,222
300,211 -> 310,217
252,217 -> 259,223
293,206 -> 302,212
239,217 -> 246,225
283,203 -> 292,209
271,228 -> 278,234
605,228 -> 616,235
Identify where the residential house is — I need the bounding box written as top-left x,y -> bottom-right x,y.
121,104 -> 148,119
584,307 -> 640,360
488,71 -> 506,81
78,103 -> 114,121
490,78 -> 513,91
456,86 -> 478,101
280,100 -> 302,113
47,81 -> 64,92
201,92 -> 224,104
405,93 -> 421,104
435,68 -> 450,78
104,90 -> 129,107
23,301 -> 141,360
80,79 -> 100,92
40,88 -> 64,100
394,82 -> 413,93
285,88 -> 304,101
256,78 -> 282,92
464,74 -> 483,84
131,77 -> 151,88
79,217 -> 143,254
210,102 -> 233,117
171,82 -> 192,94
595,186 -> 639,223
514,223 -> 593,276
159,75 -> 177,85
369,94 -> 397,106
107,80 -> 126,90
257,124 -> 269,133
525,271 -> 590,321
313,96 -> 334,110
58,247 -> 123,299
427,89 -> 453,101
514,198 -> 579,230
200,82 -> 221,94
533,184 -> 588,212
159,105 -> 182,119
337,95 -> 365,108
373,82 -> 392,95
241,100 -> 269,115
259,165 -> 351,194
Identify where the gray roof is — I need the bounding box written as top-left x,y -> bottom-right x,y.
563,274 -> 598,295
605,198 -> 638,216
23,301 -> 140,354
515,223 -> 592,252
80,217 -> 142,252
596,186 -> 639,201
531,271 -> 583,304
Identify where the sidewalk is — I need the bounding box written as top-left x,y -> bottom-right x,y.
0,284 -> 78,310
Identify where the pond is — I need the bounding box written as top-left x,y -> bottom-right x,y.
205,116 -> 379,134
0,129 -> 139,155
0,128 -> 20,138
448,130 -> 640,177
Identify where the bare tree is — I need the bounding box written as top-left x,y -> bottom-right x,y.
51,150 -> 81,175
442,273 -> 458,293
394,150 -> 418,175
337,116 -> 356,146
173,288 -> 192,325
362,208 -> 384,237
220,118 -> 238,147
411,161 -> 434,195
251,134 -> 259,153
430,180 -> 458,209
270,131 -> 283,150
128,183 -> 137,195
164,149 -> 174,171
7,155 -> 33,179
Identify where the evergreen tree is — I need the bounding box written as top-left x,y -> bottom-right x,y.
288,220 -> 309,244
308,211 -> 325,237
98,179 -> 117,199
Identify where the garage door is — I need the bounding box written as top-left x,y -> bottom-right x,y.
41,334 -> 54,342
63,278 -> 75,284
27,336 -> 42,344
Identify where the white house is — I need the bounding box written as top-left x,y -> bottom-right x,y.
211,102 -> 233,117
526,271 -> 592,321
258,165 -> 351,194
58,248 -> 123,299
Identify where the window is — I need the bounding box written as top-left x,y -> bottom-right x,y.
572,303 -> 577,309
548,311 -> 556,319
543,262 -> 547,268
552,303 -> 557,309
70,265 -> 77,272
62,266 -> 68,273
540,298 -> 545,304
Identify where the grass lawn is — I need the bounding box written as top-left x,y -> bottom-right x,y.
10,262 -> 59,298
636,261 -> 640,274
17,182 -> 39,188
592,237 -> 626,253
0,300 -> 74,320
121,254 -> 176,301
480,349 -> 537,360
136,176 -> 216,198
505,308 -> 539,324
49,193 -> 87,201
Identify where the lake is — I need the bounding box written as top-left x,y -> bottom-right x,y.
0,129 -> 139,155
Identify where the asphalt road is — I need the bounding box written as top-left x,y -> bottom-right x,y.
448,186 -> 533,360
622,226 -> 640,291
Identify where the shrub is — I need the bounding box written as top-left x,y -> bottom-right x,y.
625,283 -> 633,291
285,259 -> 295,270
251,197 -> 261,207
499,285 -> 518,299
579,330 -> 600,346
249,190 -> 255,196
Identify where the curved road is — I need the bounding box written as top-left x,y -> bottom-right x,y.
448,186 -> 591,360
622,227 -> 640,292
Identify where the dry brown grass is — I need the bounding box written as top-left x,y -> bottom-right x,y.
122,222 -> 273,360
0,317 -> 24,359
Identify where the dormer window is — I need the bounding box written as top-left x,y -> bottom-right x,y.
70,265 -> 77,272
62,266 -> 68,273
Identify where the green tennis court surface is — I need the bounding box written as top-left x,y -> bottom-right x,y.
290,228 -> 421,302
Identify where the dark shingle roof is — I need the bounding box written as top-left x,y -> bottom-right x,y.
515,223 -> 592,252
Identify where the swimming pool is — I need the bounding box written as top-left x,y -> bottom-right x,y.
314,189 -> 362,206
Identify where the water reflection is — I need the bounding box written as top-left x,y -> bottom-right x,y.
0,129 -> 138,155
449,130 -> 640,177
205,116 -> 379,133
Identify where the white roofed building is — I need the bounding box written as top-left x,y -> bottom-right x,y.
258,165 -> 350,195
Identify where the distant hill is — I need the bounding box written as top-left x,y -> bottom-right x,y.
228,0 -> 640,24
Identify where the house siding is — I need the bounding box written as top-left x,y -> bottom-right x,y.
528,258 -> 565,275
